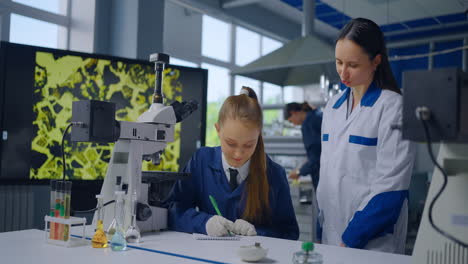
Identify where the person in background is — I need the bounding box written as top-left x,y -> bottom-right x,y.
284,102 -> 322,190
317,17 -> 415,253
166,87 -> 299,240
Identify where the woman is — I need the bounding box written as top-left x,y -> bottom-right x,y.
284,102 -> 322,190
167,87 -> 299,240
317,18 -> 415,253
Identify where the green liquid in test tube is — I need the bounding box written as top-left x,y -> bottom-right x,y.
55,181 -> 64,241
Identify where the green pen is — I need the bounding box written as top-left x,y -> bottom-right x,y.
209,195 -> 233,236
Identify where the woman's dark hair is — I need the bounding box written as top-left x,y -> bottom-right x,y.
284,102 -> 312,120
217,86 -> 270,224
337,17 -> 401,94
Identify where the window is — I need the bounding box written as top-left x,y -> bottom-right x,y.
235,26 -> 260,66
10,13 -> 65,49
234,75 -> 260,96
262,82 -> 282,105
13,0 -> 67,15
263,109 -> 284,136
170,57 -> 198,67
284,86 -> 304,103
202,63 -> 230,103
262,36 -> 282,55
199,13 -> 287,146
202,63 -> 230,147
302,83 -> 324,107
4,0 -> 70,49
202,15 -> 230,62
262,82 -> 283,136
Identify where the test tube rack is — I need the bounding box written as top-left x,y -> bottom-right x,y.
44,215 -> 87,247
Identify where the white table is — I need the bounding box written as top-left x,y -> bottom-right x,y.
0,229 -> 411,264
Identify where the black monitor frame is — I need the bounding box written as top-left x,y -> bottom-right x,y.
0,41 -> 207,187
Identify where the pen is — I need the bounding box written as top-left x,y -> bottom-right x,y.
209,195 -> 233,236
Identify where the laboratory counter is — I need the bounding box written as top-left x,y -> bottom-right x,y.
0,228 -> 411,264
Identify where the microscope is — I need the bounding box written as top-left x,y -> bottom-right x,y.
402,68 -> 468,263
71,53 -> 197,233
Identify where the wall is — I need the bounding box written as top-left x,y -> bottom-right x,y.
0,185 -> 49,232
163,1 -> 202,64
94,0 -> 164,60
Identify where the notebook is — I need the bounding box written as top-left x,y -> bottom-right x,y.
192,233 -> 240,240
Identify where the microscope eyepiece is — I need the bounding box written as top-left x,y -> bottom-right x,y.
171,100 -> 199,123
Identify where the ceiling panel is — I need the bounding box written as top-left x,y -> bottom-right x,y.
437,13 -> 466,24
413,0 -> 466,17
279,0 -> 468,42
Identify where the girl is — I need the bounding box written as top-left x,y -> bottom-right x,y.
167,87 -> 299,240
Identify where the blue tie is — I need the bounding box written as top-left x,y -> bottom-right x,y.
228,168 -> 238,191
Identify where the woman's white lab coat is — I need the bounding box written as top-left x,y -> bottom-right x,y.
317,82 -> 415,253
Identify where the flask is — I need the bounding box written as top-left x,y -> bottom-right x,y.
125,191 -> 141,243
292,242 -> 323,264
106,210 -> 117,240
106,176 -> 122,240
110,191 -> 127,251
91,194 -> 108,248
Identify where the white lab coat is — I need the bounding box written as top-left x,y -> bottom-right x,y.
317,82 -> 415,254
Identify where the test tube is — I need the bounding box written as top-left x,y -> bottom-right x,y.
63,181 -> 72,241
55,181 -> 64,241
49,180 -> 56,239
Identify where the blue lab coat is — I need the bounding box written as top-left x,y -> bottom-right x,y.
299,109 -> 322,189
167,146 -> 299,240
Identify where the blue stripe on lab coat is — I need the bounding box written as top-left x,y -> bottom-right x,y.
332,81 -> 382,109
332,87 -> 350,109
322,134 -> 329,141
342,190 -> 409,249
349,135 -> 377,146
360,82 -> 382,107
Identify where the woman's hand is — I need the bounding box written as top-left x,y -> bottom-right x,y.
288,169 -> 300,180
232,219 -> 257,236
340,242 -> 347,247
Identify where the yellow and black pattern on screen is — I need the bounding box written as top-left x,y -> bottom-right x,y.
30,51 -> 182,180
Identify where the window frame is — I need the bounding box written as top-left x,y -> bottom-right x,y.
0,0 -> 70,49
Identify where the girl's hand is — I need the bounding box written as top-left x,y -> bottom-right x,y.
232,219 -> 257,236
205,215 -> 234,236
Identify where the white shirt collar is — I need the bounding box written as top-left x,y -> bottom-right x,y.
347,88 -> 354,118
221,152 -> 250,184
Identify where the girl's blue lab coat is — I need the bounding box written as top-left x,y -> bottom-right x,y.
167,146 -> 299,240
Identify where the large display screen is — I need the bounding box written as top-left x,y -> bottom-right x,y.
0,41 -> 207,183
